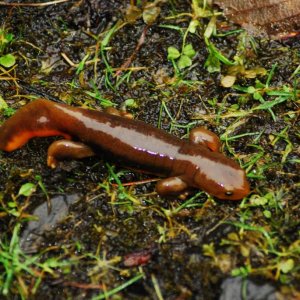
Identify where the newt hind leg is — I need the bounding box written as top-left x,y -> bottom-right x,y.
104,107 -> 133,119
47,140 -> 95,168
156,176 -> 189,196
189,127 -> 221,152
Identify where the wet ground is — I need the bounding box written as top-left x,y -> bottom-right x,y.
0,1 -> 299,299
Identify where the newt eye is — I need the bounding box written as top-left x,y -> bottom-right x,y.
225,191 -> 233,196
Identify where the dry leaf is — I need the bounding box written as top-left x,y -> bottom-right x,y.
125,5 -> 142,23
221,75 -> 236,87
221,66 -> 267,88
214,0 -> 300,39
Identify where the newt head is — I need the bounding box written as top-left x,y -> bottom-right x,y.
191,153 -> 250,200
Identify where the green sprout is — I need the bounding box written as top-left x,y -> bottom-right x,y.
167,43 -> 196,70
0,27 -> 16,68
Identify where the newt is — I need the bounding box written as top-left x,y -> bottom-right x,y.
0,99 -> 250,200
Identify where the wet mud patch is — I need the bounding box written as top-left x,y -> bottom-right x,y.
0,0 -> 299,299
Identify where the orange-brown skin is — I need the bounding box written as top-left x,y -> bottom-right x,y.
0,99 -> 250,200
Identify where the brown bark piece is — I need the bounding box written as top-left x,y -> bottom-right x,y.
214,0 -> 300,39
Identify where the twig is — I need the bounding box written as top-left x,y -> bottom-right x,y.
115,25 -> 149,77
61,52 -> 77,67
111,178 -> 159,188
0,0 -> 69,7
63,281 -> 104,289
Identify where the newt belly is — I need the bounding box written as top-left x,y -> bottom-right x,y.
0,99 -> 250,200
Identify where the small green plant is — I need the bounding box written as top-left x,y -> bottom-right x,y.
3,107 -> 15,117
0,95 -> 8,111
232,64 -> 299,121
204,37 -> 235,73
0,223 -> 75,297
93,273 -> 143,300
85,81 -> 115,108
167,43 -> 196,70
0,54 -> 15,68
99,163 -> 140,207
0,27 -> 16,68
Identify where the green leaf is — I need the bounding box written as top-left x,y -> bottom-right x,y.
7,201 -> 17,208
205,53 -> 220,73
18,183 -> 36,197
5,33 -> 14,43
76,53 -> 90,74
247,86 -> 257,94
0,53 -> 16,68
0,95 -> 8,110
205,38 -> 235,66
263,210 -> 272,218
188,20 -> 199,34
231,266 -> 250,277
167,46 -> 180,60
280,259 -> 294,274
232,85 -> 252,93
253,96 -> 288,110
3,107 -> 15,117
177,55 -> 192,69
143,5 -> 161,25
267,90 -> 292,97
253,91 -> 262,100
124,98 -> 138,108
101,23 -> 117,49
85,90 -> 115,108
250,195 -> 268,206
182,44 -> 196,58
204,16 -> 216,38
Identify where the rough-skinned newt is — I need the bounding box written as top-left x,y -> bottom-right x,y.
0,99 -> 250,200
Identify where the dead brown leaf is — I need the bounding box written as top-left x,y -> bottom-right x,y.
214,0 -> 300,39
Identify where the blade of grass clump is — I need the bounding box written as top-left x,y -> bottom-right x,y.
0,223 -> 77,296
1,223 -> 38,295
227,221 -> 276,253
270,126 -> 293,163
105,163 -> 140,205
265,63 -> 277,88
215,29 -> 244,37
151,273 -> 164,300
171,192 -> 205,215
92,273 -> 143,300
243,144 -> 265,177
115,70 -> 133,89
221,131 -> 261,142
290,64 -> 300,79
159,24 -> 184,36
233,84 -> 277,121
100,23 -> 120,91
252,96 -> 291,112
85,80 -> 116,107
